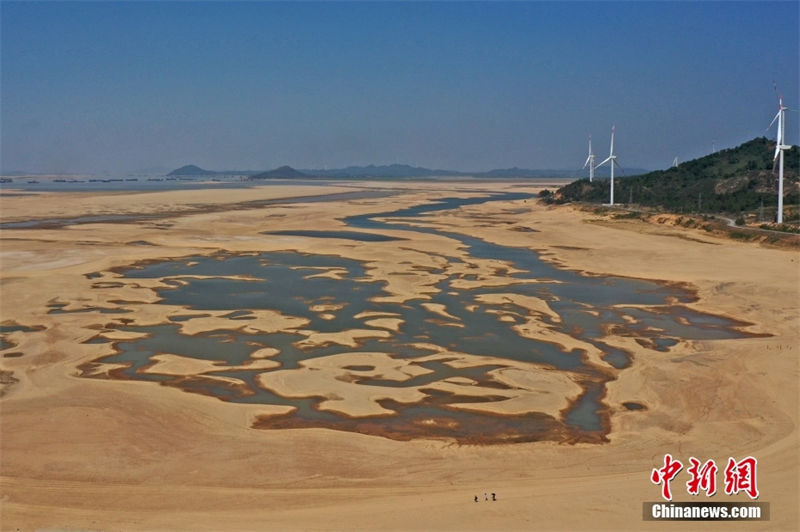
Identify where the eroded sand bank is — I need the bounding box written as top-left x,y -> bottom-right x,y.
1,181 -> 797,531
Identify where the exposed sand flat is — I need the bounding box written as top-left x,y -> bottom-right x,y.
252,344 -> 582,420
424,368 -> 583,417
511,317 -> 610,369
421,302 -> 461,321
303,268 -> 351,280
475,292 -> 561,322
249,346 -> 280,359
257,352 -> 430,417
174,310 -> 309,336
295,328 -> 393,349
96,329 -> 151,341
0,184 -> 352,223
467,292 -> 611,368
310,303 -> 347,312
354,311 -> 403,319
0,181 -> 797,531
143,353 -> 280,376
363,317 -> 405,331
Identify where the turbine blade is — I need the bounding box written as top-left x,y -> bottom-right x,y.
609,125 -> 615,156
598,157 -> 611,167
767,110 -> 780,130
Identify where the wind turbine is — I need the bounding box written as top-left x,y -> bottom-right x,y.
596,125 -> 620,205
767,85 -> 789,224
583,135 -> 596,182
672,156 -> 679,168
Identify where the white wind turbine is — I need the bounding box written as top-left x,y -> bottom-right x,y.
596,124 -> 620,205
767,86 -> 790,224
583,135 -> 596,182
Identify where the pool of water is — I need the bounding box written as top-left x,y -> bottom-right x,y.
78,192 -> 756,444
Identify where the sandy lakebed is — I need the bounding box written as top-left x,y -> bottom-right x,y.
0,180 -> 797,531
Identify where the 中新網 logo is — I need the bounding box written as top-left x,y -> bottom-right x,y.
650,454 -> 759,500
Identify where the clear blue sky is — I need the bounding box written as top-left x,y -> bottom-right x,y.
2,1 -> 798,174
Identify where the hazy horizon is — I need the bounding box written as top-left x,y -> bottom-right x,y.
2,1 -> 798,175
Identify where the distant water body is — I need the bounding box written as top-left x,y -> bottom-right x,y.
0,176 -> 312,193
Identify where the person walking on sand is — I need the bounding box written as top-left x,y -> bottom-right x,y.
484,492 -> 488,501
474,495 -> 478,503
492,493 -> 496,501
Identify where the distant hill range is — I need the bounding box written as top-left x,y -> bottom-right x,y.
167,165 -> 260,176
552,137 -> 799,213
307,164 -> 457,178
167,165 -> 219,176
250,166 -> 313,179
301,164 -> 649,179
167,163 -> 649,180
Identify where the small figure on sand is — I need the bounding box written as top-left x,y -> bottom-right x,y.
474,495 -> 478,502
484,492 -> 488,501
492,493 -> 496,501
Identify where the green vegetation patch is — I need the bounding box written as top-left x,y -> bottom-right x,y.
554,138 -> 799,216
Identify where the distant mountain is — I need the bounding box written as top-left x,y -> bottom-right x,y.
250,166 -> 313,179
552,137 -> 800,213
307,164 -> 651,179
167,165 -> 217,176
477,167 -> 562,178
169,162 -> 650,180
306,164 -> 459,178
304,164 -> 631,179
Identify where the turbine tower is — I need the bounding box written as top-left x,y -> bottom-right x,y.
767,87 -> 789,224
583,135 -> 596,182
596,125 -> 620,205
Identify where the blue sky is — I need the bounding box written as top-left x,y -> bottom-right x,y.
2,1 -> 798,174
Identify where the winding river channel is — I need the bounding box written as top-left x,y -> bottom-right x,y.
74,192 -> 753,444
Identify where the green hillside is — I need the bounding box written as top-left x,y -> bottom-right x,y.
553,138 -> 799,215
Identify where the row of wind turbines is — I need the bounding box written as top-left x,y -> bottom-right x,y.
582,126 -> 621,205
582,88 -> 793,222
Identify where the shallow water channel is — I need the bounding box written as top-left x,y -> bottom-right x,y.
79,192 -> 754,444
